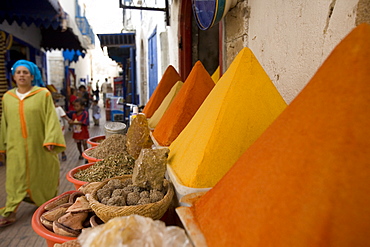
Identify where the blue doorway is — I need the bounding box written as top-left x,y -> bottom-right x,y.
148,28 -> 158,97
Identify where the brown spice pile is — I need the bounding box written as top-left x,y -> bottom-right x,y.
73,153 -> 135,182
85,134 -> 127,159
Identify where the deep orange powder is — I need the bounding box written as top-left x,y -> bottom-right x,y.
142,65 -> 182,118
191,23 -> 370,247
152,61 -> 215,146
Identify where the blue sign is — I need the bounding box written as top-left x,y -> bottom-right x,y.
192,0 -> 226,30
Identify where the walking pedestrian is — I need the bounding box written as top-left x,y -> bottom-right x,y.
0,60 -> 66,227
68,98 -> 90,160
91,99 -> 101,126
101,78 -> 108,107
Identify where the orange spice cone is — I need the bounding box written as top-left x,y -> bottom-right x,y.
142,65 -> 182,118
152,61 -> 215,146
190,23 -> 370,247
168,47 -> 287,189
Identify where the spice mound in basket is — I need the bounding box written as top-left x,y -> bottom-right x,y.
86,147 -> 174,222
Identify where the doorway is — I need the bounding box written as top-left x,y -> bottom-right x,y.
179,1 -> 220,81
148,28 -> 158,97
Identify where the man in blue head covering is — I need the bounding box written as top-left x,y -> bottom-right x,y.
0,60 -> 66,227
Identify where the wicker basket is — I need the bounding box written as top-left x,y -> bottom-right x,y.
88,175 -> 174,222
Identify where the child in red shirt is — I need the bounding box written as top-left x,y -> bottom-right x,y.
68,98 -> 90,159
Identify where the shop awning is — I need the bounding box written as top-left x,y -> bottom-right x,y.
97,33 -> 135,64
97,33 -> 135,48
0,0 -> 87,52
41,26 -> 86,52
0,0 -> 62,29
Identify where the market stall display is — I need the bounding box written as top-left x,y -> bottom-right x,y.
152,61 -> 215,146
142,65 -> 182,118
168,46 -> 287,190
177,23 -> 370,247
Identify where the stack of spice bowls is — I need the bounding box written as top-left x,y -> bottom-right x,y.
82,146 -> 104,163
66,163 -> 94,190
32,191 -> 77,247
87,135 -> 105,147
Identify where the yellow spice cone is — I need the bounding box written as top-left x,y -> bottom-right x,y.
168,47 -> 287,188
191,23 -> 370,247
211,66 -> 220,83
148,81 -> 183,129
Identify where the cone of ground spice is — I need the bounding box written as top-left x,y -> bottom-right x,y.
148,81 -> 183,129
152,61 -> 215,146
168,47 -> 287,188
142,65 -> 182,118
211,66 -> 220,83
188,23 -> 370,246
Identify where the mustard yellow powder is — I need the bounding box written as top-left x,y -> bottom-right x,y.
148,81 -> 183,129
168,47 -> 287,188
211,66 -> 220,83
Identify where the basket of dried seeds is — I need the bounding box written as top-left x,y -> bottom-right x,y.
87,175 -> 174,223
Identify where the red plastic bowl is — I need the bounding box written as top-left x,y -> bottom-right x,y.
87,135 -> 105,147
31,191 -> 78,247
82,146 -> 104,163
66,163 -> 94,190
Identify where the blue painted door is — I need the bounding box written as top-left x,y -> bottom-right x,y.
148,28 -> 158,97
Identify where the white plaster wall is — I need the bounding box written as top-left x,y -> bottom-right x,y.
46,50 -> 64,90
167,0 -> 180,72
132,6 -> 172,104
246,0 -> 358,104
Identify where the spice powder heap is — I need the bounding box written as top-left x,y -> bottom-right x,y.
211,66 -> 220,83
84,134 -> 127,159
148,81 -> 183,129
142,65 -> 182,118
73,153 -> 135,182
191,23 -> 370,247
168,47 -> 287,188
152,61 -> 215,146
